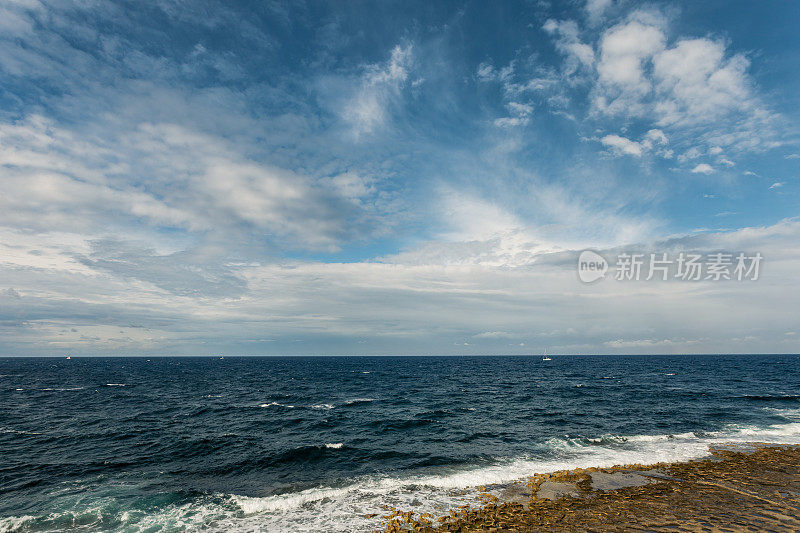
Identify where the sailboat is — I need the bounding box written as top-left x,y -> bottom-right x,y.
542,349 -> 552,362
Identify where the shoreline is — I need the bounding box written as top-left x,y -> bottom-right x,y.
374,444 -> 800,532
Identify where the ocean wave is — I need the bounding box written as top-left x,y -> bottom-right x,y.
765,407 -> 800,420
5,411 -> 800,533
213,443 -> 349,475
0,515 -> 38,533
743,394 -> 800,402
230,488 -> 353,515
343,398 -> 374,406
0,494 -> 235,533
0,428 -> 43,436
311,404 -> 334,409
212,412 -> 800,531
258,402 -> 294,408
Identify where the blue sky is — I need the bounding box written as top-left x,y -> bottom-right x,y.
0,0 -> 798,355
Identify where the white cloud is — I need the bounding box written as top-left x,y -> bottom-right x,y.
1,287 -> 22,299
382,182 -> 661,268
508,102 -> 534,115
343,44 -> 413,137
643,128 -> 668,146
493,101 -> 534,128
592,12 -> 756,127
599,128 -> 668,157
6,218 -> 800,355
476,62 -> 495,81
493,117 -> 528,128
0,115 -> 380,252
0,1 -> 42,39
605,338 -> 695,349
678,147 -> 703,162
653,38 -> 751,126
770,182 -> 784,189
474,331 -> 514,339
585,0 -> 613,25
594,16 -> 666,115
691,163 -> 715,174
569,10 -> 782,154
543,19 -> 595,75
601,134 -> 643,156
320,172 -> 376,204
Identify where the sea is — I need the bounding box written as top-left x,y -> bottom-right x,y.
1,354 -> 799,532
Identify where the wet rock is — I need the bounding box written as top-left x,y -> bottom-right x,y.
589,470 -> 654,491
535,481 -> 581,500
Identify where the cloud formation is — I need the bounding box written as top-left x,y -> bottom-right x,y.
600,128 -> 669,157
0,0 -> 796,355
539,8 -> 787,167
0,116 -> 377,251
343,45 -> 414,137
691,163 -> 715,175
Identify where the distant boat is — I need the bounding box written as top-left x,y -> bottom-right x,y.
542,350 -> 551,362
66,355 -> 71,360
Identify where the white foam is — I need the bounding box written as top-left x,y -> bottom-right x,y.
231,486 -> 354,515
767,407 -> 800,420
312,404 -> 335,410
325,442 -> 343,449
0,428 -> 42,435
105,383 -> 125,387
259,402 -> 294,408
344,398 -> 374,405
0,514 -> 37,533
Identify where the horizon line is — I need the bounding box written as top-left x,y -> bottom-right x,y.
2,353 -> 798,358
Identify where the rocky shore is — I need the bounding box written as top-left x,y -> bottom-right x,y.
375,444 -> 800,532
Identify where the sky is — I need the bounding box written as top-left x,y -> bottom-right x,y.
0,0 -> 798,356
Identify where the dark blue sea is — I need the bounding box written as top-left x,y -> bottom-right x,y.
2,355 -> 799,531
